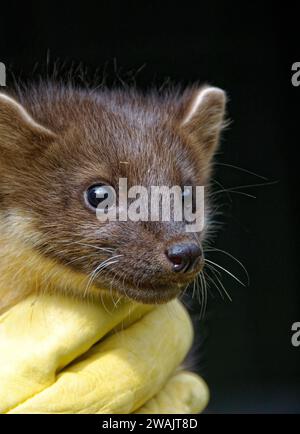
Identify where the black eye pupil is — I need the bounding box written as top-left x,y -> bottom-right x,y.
86,185 -> 109,209
182,187 -> 196,213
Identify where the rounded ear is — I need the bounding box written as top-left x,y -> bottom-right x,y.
0,93 -> 56,158
180,86 -> 227,165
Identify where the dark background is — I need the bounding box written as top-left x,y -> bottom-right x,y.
1,1 -> 299,413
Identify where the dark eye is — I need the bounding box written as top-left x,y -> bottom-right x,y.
85,184 -> 111,209
182,187 -> 192,200
182,186 -> 196,213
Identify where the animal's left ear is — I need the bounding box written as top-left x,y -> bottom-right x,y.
180,86 -> 226,165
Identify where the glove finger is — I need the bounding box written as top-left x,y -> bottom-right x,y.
9,300 -> 193,414
134,370 -> 209,414
0,293 -> 151,413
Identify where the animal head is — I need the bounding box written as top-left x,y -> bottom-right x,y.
0,83 -> 226,304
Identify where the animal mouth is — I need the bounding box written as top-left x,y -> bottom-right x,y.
97,275 -> 193,304
124,282 -> 184,304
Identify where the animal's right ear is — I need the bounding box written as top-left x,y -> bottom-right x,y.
0,93 -> 56,157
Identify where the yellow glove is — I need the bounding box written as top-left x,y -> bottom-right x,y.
0,293 -> 209,414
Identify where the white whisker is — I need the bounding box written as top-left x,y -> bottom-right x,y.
205,258 -> 246,287
205,247 -> 249,285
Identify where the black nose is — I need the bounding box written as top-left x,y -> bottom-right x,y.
166,243 -> 202,273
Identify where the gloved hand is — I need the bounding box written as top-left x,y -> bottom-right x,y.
0,293 -> 209,414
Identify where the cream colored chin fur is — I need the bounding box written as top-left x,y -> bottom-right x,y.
0,211 -> 102,314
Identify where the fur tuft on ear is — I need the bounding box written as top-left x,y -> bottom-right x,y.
0,93 -> 56,157
181,86 -> 226,164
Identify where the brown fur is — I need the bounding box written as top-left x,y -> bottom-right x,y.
0,82 -> 226,312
